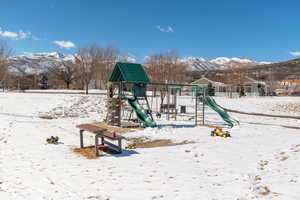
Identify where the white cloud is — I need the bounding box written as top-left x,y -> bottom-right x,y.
156,25 -> 174,33
0,31 -> 18,38
18,30 -> 31,39
0,28 -> 33,40
53,40 -> 76,49
289,51 -> 300,56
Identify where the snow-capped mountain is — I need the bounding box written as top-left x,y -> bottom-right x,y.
210,57 -> 253,65
8,52 -> 136,75
8,51 -> 270,75
181,57 -> 223,71
181,56 -> 270,71
9,52 -> 74,75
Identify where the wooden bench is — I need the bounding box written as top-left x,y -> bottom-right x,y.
76,123 -> 123,156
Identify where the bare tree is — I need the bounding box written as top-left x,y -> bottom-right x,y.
93,45 -> 119,89
146,51 -> 188,83
74,44 -> 120,93
47,60 -> 77,89
145,50 -> 189,84
0,40 -> 12,90
145,50 -> 189,105
74,46 -> 99,94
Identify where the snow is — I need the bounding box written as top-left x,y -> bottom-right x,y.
19,52 -> 74,61
214,96 -> 300,116
1,92 -> 300,200
180,56 -> 271,72
180,56 -> 206,63
24,89 -> 106,94
180,57 -> 222,71
210,57 -> 253,65
209,57 -> 270,66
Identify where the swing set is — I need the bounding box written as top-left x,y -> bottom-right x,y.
105,62 -> 207,128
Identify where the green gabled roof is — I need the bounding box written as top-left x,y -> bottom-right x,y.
109,62 -> 150,83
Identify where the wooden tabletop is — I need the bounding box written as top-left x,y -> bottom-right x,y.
76,124 -> 107,133
102,132 -> 123,140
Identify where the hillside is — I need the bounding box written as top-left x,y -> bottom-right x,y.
8,52 -> 74,75
182,56 -> 268,72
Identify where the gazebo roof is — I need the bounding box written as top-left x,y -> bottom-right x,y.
109,62 -> 150,83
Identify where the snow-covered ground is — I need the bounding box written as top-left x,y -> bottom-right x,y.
1,93 -> 300,200
24,89 -> 106,94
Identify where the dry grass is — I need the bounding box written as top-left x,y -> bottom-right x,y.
258,160 -> 269,167
94,121 -> 144,134
292,144 -> 300,152
126,137 -> 194,149
259,186 -> 271,195
254,175 -> 262,182
72,146 -> 120,159
280,156 -> 289,161
73,147 -> 99,159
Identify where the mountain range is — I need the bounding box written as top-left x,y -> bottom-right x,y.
181,56 -> 270,71
9,52 -> 74,75
8,52 -> 271,75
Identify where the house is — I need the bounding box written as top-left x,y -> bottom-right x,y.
191,76 -> 227,96
240,76 -> 271,96
277,79 -> 300,96
191,76 -> 270,96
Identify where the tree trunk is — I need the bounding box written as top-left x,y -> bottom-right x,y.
66,82 -> 70,89
85,80 -> 89,95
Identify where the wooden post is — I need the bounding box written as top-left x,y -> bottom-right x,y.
101,136 -> 104,145
174,88 -> 177,120
118,82 -> 122,99
119,82 -> 122,123
95,135 -> 99,157
118,139 -> 122,153
80,130 -> 84,148
195,91 -> 198,126
167,86 -> 170,121
202,93 -> 205,125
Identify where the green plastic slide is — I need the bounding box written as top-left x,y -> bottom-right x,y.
203,96 -> 239,127
127,97 -> 157,128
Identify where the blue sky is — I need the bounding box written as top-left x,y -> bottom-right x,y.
1,0 -> 300,62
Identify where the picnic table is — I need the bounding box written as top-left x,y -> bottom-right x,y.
76,123 -> 123,156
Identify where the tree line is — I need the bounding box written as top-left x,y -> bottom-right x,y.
0,41 -> 192,93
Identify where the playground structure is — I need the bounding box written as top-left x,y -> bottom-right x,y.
105,62 -> 239,128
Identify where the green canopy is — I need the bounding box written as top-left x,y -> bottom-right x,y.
109,62 -> 150,83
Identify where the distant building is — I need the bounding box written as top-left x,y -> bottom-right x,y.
191,76 -> 270,96
277,79 -> 300,96
191,76 -> 227,96
240,76 -> 271,96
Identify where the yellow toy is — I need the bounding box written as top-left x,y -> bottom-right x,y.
126,144 -> 137,149
211,127 -> 231,138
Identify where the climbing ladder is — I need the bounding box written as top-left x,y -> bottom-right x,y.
194,94 -> 206,125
